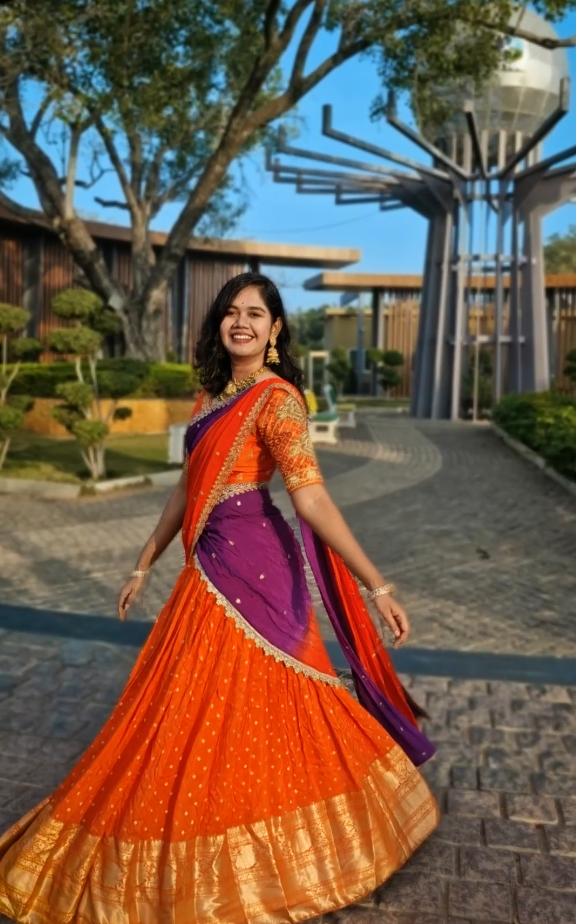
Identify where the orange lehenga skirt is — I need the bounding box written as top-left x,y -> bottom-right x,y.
0,381 -> 439,924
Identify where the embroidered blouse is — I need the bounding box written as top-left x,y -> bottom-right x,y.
227,386 -> 324,493
185,384 -> 324,494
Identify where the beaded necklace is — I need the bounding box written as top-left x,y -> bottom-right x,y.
217,366 -> 267,401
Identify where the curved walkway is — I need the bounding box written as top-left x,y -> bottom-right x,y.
1,413 -> 576,657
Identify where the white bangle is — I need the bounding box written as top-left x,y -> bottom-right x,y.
367,583 -> 395,600
131,569 -> 150,578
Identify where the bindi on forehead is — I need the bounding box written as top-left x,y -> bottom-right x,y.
229,300 -> 267,311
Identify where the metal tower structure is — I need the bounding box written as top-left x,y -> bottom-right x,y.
267,11 -> 576,420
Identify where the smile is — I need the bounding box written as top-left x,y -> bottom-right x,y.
230,334 -> 253,342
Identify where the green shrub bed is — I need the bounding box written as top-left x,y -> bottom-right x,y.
9,360 -> 200,399
493,391 -> 576,482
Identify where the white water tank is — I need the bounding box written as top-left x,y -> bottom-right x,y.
422,8 -> 570,169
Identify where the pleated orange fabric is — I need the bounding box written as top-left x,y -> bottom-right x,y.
0,381 -> 439,924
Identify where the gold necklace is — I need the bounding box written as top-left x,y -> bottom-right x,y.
219,366 -> 267,400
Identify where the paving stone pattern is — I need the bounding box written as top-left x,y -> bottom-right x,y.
1,413 -> 576,658
0,636 -> 575,924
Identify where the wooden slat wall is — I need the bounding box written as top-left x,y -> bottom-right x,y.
384,295 -> 576,399
0,234 -> 24,307
553,288 -> 576,394
40,236 -> 76,341
186,257 -> 246,362
383,301 -> 419,397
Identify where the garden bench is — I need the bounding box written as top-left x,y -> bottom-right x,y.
323,384 -> 356,428
168,422 -> 188,465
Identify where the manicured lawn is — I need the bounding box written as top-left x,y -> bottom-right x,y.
3,432 -> 177,483
352,397 -> 409,408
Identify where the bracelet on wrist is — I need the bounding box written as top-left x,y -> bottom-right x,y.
366,583 -> 395,601
131,569 -> 150,579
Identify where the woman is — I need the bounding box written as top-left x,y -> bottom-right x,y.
0,273 -> 438,924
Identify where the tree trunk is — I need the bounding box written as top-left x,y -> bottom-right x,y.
122,284 -> 168,361
0,437 -> 10,471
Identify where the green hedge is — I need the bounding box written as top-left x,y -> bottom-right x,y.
9,360 -> 200,399
493,392 -> 576,482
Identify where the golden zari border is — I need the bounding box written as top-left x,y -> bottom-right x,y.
0,752 -> 439,924
218,482 -> 269,503
193,555 -> 341,688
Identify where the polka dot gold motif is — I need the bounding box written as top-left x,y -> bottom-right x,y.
0,382 -> 438,924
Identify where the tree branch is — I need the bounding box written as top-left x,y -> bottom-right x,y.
127,128 -> 144,197
143,143 -> 168,208
64,124 -> 81,218
94,196 -> 130,210
504,22 -> 576,49
144,32 -> 369,302
153,165 -> 202,213
29,92 -> 52,138
290,0 -> 327,86
264,0 -> 282,47
278,0 -> 315,45
0,189 -> 52,228
92,113 -> 139,214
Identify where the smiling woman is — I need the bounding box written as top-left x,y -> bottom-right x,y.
194,272 -> 305,400
0,273 -> 438,924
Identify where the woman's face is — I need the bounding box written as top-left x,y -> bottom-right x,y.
219,285 -> 281,364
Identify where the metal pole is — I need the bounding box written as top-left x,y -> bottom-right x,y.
356,298 -> 365,394
371,288 -> 382,396
451,189 -> 469,421
473,307 -> 480,422
494,182 -> 505,402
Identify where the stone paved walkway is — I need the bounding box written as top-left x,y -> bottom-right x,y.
1,412 -> 576,923
1,413 -> 575,656
0,632 -> 574,924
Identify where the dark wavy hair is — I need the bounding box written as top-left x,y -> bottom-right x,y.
195,272 -> 304,397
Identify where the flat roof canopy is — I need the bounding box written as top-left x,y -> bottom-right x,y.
189,237 -> 360,268
305,272 -> 423,291
305,271 -> 576,291
0,205 -> 360,270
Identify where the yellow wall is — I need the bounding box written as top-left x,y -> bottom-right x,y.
23,398 -> 194,438
324,313 -> 362,351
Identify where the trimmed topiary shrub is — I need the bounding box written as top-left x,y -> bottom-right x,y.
493,391 -> 576,482
0,304 -> 38,470
9,358 -> 197,400
48,289 -> 139,481
135,362 -> 199,398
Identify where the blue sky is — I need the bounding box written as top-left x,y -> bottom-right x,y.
6,9 -> 576,314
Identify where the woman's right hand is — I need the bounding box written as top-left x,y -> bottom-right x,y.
373,593 -> 410,649
118,575 -> 147,621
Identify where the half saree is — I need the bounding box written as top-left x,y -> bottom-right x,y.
0,378 -> 439,924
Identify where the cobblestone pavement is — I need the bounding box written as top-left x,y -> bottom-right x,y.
1,413 -> 576,657
0,632 -> 575,924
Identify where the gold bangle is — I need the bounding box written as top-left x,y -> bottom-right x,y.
131,569 -> 150,578
367,583 -> 395,600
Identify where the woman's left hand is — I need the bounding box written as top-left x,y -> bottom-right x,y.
373,594 -> 410,648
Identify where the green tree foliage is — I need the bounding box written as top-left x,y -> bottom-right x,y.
1,1 -> 572,359
291,307 -> 327,351
564,348 -> 576,392
493,392 -> 576,482
366,347 -> 405,395
0,304 -> 38,470
49,289 -> 140,480
544,226 -> 576,273
462,349 -> 493,416
326,345 -> 352,395
379,349 -> 404,393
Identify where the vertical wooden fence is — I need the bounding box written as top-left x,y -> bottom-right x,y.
382,295 -> 576,399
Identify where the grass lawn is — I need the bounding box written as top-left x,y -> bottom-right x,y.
351,397 -> 410,408
3,432 -> 177,483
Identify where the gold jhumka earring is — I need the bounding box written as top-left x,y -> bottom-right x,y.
266,331 -> 280,365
